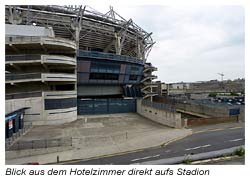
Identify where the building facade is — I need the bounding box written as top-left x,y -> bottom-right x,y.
5,5 -> 158,125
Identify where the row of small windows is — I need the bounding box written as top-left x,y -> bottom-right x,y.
45,98 -> 77,110
90,62 -> 120,74
89,73 -> 139,81
89,73 -> 119,80
130,66 -> 140,74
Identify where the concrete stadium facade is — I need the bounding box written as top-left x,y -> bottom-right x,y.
5,5 -> 158,125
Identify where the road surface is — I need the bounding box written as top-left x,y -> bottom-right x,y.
66,125 -> 244,165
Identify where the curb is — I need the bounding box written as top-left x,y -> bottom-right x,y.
162,131 -> 193,147
190,155 -> 243,165
139,145 -> 245,165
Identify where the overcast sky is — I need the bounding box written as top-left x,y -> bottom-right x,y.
87,5 -> 245,83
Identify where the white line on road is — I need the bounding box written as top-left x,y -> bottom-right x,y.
201,144 -> 211,148
185,144 -> 211,151
131,154 -> 160,162
209,128 -> 223,132
229,138 -> 244,142
229,127 -> 243,130
185,146 -> 201,151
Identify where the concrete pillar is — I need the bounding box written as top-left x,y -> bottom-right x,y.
184,118 -> 188,128
137,42 -> 143,59
115,33 -> 121,55
75,27 -> 80,50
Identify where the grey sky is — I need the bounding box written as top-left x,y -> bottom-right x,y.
88,5 -> 245,83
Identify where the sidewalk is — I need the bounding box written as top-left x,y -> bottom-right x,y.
6,113 -> 192,165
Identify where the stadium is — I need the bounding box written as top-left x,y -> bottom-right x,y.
5,5 -> 158,126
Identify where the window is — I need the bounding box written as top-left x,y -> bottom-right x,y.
90,62 -> 120,74
45,98 -> 77,110
89,73 -> 119,80
129,75 -> 137,81
130,66 -> 140,74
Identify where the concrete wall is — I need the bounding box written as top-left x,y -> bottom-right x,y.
6,97 -> 44,122
137,99 -> 182,128
43,107 -> 77,125
6,91 -> 77,125
5,24 -> 55,37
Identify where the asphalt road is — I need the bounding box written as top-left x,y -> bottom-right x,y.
66,126 -> 245,165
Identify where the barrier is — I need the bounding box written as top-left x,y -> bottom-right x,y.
6,137 -> 72,151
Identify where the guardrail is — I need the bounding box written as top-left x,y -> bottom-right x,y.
77,49 -> 144,65
6,55 -> 76,66
6,54 -> 41,61
6,73 -> 76,82
6,73 -> 41,81
6,36 -> 40,43
6,36 -> 76,50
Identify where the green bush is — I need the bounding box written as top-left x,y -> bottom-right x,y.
183,158 -> 192,164
234,147 -> 245,156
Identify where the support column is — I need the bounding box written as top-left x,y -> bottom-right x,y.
75,27 -> 80,50
115,33 -> 121,55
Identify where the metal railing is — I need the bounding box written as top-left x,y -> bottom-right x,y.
6,36 -> 76,48
6,137 -> 73,151
5,122 -> 33,150
6,54 -> 41,61
142,100 -> 176,112
6,73 -> 76,82
77,50 -> 144,65
6,73 -> 41,81
6,36 -> 41,43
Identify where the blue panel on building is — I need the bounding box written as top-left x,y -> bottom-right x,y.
77,98 -> 136,115
229,108 -> 240,116
5,108 -> 26,139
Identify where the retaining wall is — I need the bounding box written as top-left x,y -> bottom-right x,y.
137,99 -> 182,128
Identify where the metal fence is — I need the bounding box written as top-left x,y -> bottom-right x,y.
5,122 -> 32,150
6,54 -> 41,61
6,137 -> 72,151
6,73 -> 41,81
142,100 -> 176,112
154,96 -> 244,109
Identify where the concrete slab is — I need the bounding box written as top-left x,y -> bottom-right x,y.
6,113 -> 192,165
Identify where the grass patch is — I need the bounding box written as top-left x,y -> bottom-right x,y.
234,147 -> 245,156
182,158 -> 192,164
219,147 -> 245,158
